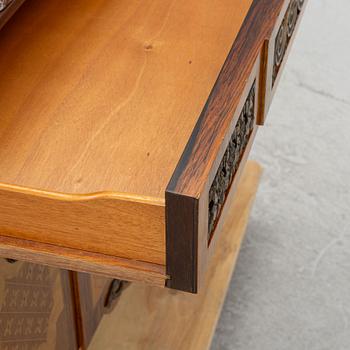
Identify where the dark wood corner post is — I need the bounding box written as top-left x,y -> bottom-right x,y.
165,191 -> 199,293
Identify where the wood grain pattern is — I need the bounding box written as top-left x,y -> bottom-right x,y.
89,161 -> 262,350
0,0 -> 25,30
0,186 -> 165,265
0,0 -> 307,291
0,0 -> 252,198
0,0 -> 254,285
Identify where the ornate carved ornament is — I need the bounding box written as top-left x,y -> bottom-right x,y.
208,81 -> 256,240
273,0 -> 304,86
0,0 -> 13,12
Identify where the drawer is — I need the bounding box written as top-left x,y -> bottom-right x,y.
260,0 -> 308,124
0,259 -> 77,349
0,0 -> 307,294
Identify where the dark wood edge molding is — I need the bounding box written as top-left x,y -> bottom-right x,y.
165,192 -> 198,292
70,271 -> 86,350
166,0 -> 305,293
0,0 -> 25,31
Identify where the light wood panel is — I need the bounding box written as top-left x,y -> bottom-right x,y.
0,0 -> 252,198
89,161 -> 262,350
0,186 -> 165,264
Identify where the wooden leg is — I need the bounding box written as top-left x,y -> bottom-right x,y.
89,161 -> 262,350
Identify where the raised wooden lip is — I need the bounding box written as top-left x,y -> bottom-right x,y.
0,181 -> 165,206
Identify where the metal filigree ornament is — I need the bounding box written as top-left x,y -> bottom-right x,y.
287,0 -> 298,38
273,0 -> 304,86
208,82 -> 256,240
298,0 -> 304,11
0,0 -> 13,12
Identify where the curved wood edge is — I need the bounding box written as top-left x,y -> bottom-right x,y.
0,182 -> 164,206
0,235 -> 167,286
0,176 -> 165,267
0,184 -> 166,265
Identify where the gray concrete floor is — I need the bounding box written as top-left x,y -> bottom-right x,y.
212,1 -> 350,349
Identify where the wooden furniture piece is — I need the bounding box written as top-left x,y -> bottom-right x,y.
0,161 -> 261,350
0,0 -> 308,294
0,0 -> 308,348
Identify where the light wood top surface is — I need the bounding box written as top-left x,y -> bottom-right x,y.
0,0 -> 252,199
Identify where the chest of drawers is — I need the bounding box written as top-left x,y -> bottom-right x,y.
0,0 -> 307,293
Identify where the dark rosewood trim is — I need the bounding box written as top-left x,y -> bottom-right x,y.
166,0 -> 308,293
165,192 -> 198,292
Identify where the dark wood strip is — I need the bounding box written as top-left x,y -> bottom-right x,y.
165,192 -> 198,292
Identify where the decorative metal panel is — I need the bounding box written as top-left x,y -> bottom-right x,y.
208,81 -> 256,240
272,0 -> 304,86
0,0 -> 13,12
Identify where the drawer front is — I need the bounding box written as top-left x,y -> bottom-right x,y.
166,53 -> 262,293
0,259 -> 77,350
260,0 -> 307,123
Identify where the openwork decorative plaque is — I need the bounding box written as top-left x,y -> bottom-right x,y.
273,0 -> 304,86
208,81 -> 256,240
0,0 -> 13,12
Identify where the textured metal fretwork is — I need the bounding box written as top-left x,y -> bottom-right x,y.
273,0 -> 304,86
0,0 -> 13,12
208,81 -> 256,240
